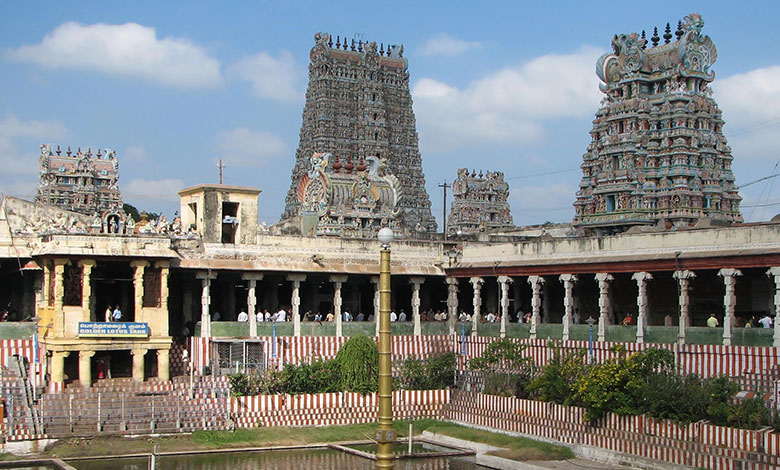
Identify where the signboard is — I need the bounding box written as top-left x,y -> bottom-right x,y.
78,322 -> 149,338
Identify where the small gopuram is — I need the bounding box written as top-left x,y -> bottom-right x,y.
35,144 -> 123,217
280,32 -> 437,236
447,168 -> 513,235
573,14 -> 742,233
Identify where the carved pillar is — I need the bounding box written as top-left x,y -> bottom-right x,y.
243,273 -> 263,338
673,270 -> 696,344
78,350 -> 95,388
51,351 -> 69,384
79,260 -> 96,321
595,273 -> 614,342
130,261 -> 149,322
196,271 -> 217,337
559,274 -> 578,341
528,276 -> 545,339
632,272 -> 653,344
497,276 -> 513,338
289,274 -> 306,337
155,261 -> 170,313
767,267 -> 780,347
157,349 -> 170,382
41,261 -> 51,307
330,275 -> 348,338
53,259 -> 67,337
718,268 -> 742,346
132,348 -> 148,382
410,277 -> 425,336
470,277 -> 484,337
446,277 -> 458,336
371,276 -> 380,336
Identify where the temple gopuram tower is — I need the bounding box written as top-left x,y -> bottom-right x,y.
35,144 -> 122,216
573,14 -> 742,233
447,168 -> 513,235
281,33 -> 436,236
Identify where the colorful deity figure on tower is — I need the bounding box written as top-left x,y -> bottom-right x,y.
279,32 -> 436,237
573,14 -> 742,233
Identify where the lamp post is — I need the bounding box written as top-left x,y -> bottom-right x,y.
375,227 -> 395,469
585,316 -> 596,364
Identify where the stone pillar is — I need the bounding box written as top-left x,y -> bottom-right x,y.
528,276 -> 545,339
595,273 -> 614,342
673,270 -> 696,344
130,261 -> 149,322
243,273 -> 263,338
79,260 -> 96,321
331,275 -> 348,338
155,261 -> 170,313
53,259 -> 67,336
157,349 -> 170,381
469,277 -> 484,337
409,277 -> 425,336
559,274 -> 578,341
78,350 -> 95,388
371,276 -> 380,336
41,261 -> 51,307
767,268 -> 780,347
196,271 -> 217,337
288,274 -> 306,337
718,268 -> 742,346
497,276 -> 513,338
446,277 -> 458,336
51,351 -> 69,384
632,272 -> 653,344
132,348 -> 148,382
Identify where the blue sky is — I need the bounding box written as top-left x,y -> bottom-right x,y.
2,1 -> 779,227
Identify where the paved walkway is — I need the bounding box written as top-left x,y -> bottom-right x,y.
526,458 -> 641,469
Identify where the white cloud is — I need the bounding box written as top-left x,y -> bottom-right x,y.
412,46 -> 604,152
215,127 -> 288,168
123,146 -> 148,162
714,66 -> 780,163
0,115 -> 69,182
228,51 -> 300,101
418,33 -> 482,56
123,178 -> 185,202
7,22 -> 222,89
510,182 -> 576,218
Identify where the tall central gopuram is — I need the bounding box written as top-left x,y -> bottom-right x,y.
281,33 -> 437,237
573,14 -> 742,233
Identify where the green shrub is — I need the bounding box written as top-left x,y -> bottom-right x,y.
335,334 -> 378,394
398,352 -> 456,390
573,346 -> 674,422
227,368 -> 284,396
279,359 -> 341,395
469,338 -> 536,397
526,342 -> 587,405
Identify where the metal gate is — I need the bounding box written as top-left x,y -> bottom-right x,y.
211,339 -> 266,375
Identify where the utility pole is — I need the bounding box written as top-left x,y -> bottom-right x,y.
438,181 -> 449,240
217,158 -> 225,184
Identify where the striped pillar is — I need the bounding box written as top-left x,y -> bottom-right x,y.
595,273 -> 614,342
288,274 -> 306,337
768,267 -> 780,347
559,274 -> 577,341
498,276 -> 513,338
718,268 -> 742,346
410,277 -> 425,336
446,277 -> 458,336
673,270 -> 695,344
470,277 -> 484,337
528,276 -> 545,339
632,272 -> 653,344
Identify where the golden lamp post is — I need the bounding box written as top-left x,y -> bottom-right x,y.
375,227 -> 395,469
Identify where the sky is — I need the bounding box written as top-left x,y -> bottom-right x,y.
2,1 -> 780,228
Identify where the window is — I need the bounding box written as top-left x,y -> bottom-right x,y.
221,201 -> 239,244
606,195 -> 616,212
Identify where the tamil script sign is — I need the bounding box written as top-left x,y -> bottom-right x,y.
78,322 -> 149,338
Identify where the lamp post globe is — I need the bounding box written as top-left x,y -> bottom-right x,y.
378,227 -> 394,247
